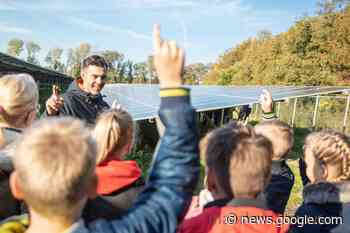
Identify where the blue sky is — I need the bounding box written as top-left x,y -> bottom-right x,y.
0,0 -> 318,64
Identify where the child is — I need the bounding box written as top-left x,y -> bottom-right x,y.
178,122 -> 289,233
1,24 -> 200,233
0,73 -> 39,220
291,129 -> 350,233
255,120 -> 295,214
83,107 -> 144,221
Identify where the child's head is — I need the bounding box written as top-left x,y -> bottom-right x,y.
303,129 -> 350,183
255,120 -> 294,160
0,73 -> 39,128
10,117 -> 97,220
200,122 -> 272,199
93,108 -> 133,165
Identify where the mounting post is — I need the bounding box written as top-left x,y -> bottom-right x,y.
343,95 -> 350,132
312,95 -> 320,130
291,98 -> 298,127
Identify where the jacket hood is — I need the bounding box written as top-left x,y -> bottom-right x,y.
303,182 -> 350,205
96,159 -> 142,195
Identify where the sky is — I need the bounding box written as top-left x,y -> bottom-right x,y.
0,0 -> 319,65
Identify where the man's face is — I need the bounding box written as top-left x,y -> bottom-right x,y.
81,65 -> 107,95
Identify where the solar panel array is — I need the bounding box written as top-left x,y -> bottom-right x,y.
102,85 -> 350,121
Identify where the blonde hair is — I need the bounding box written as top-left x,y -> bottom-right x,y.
93,108 -> 133,164
13,117 -> 96,218
255,120 -> 294,160
304,129 -> 350,182
202,122 -> 272,198
0,73 -> 39,127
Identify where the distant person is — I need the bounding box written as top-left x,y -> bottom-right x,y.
44,55 -> 110,125
178,122 -> 289,233
83,106 -> 144,222
255,90 -> 295,214
291,129 -> 350,233
0,74 -> 39,220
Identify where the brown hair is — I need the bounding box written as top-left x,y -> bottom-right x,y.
13,117 -> 96,218
202,122 -> 272,198
81,55 -> 108,72
0,73 -> 38,127
304,129 -> 350,182
93,108 -> 133,164
255,120 -> 294,160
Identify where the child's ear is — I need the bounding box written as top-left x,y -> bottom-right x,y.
25,110 -> 37,127
87,174 -> 98,199
10,172 -> 24,200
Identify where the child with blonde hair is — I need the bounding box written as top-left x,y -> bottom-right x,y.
0,24 -> 200,233
292,129 -> 350,233
83,107 -> 143,221
0,73 -> 39,220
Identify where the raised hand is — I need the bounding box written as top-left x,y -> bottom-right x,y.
153,24 -> 185,88
45,85 -> 64,116
260,89 -> 273,113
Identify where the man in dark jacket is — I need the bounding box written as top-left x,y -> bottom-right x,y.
1,25 -> 200,233
44,55 -> 110,125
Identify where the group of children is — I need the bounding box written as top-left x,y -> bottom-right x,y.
0,25 -> 350,233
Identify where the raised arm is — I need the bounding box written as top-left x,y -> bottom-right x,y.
90,25 -> 199,233
260,89 -> 277,121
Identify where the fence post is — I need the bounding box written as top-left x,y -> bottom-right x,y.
221,109 -> 225,125
312,95 -> 320,130
277,102 -> 281,118
291,98 -> 298,127
343,95 -> 350,132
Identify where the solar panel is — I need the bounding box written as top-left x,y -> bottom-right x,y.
102,85 -> 350,121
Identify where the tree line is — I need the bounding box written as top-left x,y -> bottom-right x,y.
204,0 -> 350,86
6,39 -> 211,84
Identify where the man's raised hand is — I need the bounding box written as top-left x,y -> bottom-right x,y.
45,85 -> 64,116
153,24 -> 184,88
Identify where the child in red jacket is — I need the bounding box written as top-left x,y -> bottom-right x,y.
178,122 -> 289,233
83,107 -> 143,221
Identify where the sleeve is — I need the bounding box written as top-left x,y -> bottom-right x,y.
89,87 -> 200,233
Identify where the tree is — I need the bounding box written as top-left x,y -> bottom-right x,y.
184,63 -> 211,84
65,43 -> 91,78
45,48 -> 64,72
7,39 -> 24,57
257,30 -> 273,41
101,50 -> 124,70
133,62 -> 148,83
316,0 -> 350,15
147,56 -> 158,83
25,41 -> 41,64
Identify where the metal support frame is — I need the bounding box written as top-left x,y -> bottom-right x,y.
221,109 -> 225,125
255,103 -> 259,120
291,98 -> 298,127
343,95 -> 350,132
277,102 -> 281,118
312,95 -> 320,129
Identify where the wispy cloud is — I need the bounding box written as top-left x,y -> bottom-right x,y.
0,22 -> 32,34
66,17 -> 151,41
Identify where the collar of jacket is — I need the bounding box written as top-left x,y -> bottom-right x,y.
67,80 -> 105,102
303,182 -> 350,204
271,160 -> 287,173
227,198 -> 269,210
204,198 -> 231,209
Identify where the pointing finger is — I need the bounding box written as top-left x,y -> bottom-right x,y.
153,24 -> 161,53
